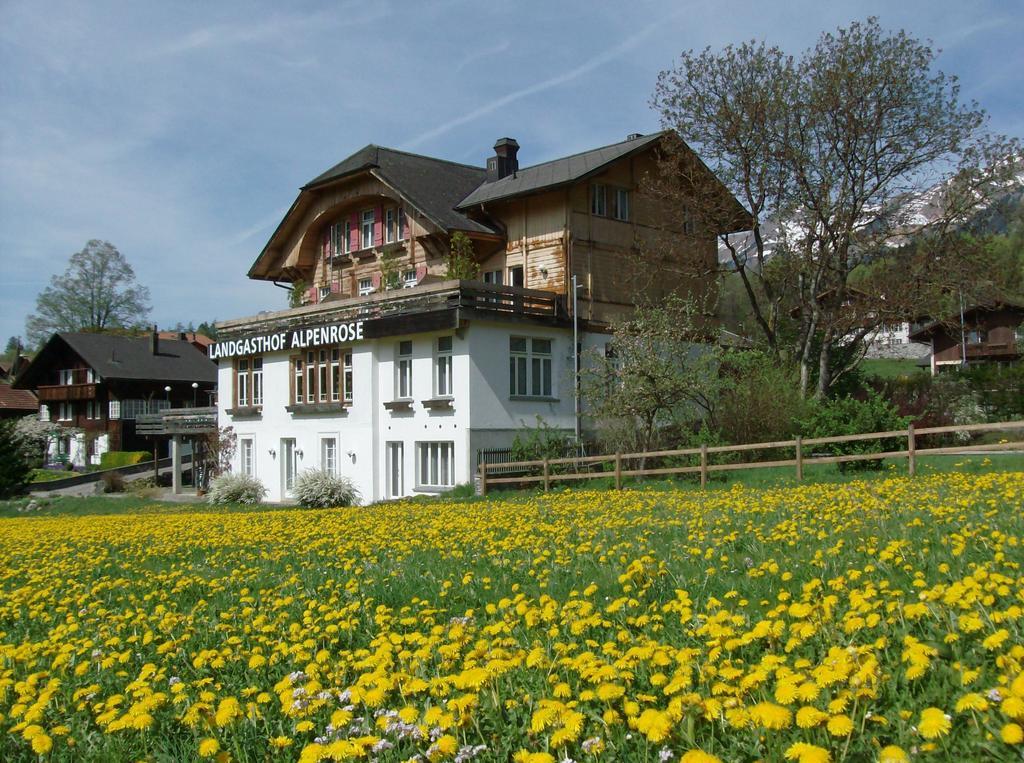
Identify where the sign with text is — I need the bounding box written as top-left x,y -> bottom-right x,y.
209,321 -> 365,360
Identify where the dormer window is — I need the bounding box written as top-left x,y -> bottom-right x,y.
361,210 -> 375,250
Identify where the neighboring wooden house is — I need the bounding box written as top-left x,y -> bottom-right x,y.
158,331 -> 214,356
909,300 -> 1024,374
12,331 -> 217,466
0,356 -> 37,421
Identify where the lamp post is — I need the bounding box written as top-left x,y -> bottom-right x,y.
164,385 -> 171,406
191,382 -> 199,407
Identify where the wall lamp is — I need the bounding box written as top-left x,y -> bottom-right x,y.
268,448 -> 276,458
295,449 -> 304,458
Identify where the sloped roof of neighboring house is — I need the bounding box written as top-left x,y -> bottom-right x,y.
458,132 -> 667,207
303,145 -> 497,235
0,382 -> 37,412
908,297 -> 1024,341
13,333 -> 217,390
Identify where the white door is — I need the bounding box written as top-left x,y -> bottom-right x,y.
281,438 -> 297,500
386,442 -> 403,498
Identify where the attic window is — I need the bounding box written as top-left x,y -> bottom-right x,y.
361,210 -> 375,250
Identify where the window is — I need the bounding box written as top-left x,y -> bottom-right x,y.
358,277 -> 374,296
85,401 -> 101,420
508,266 -> 524,288
39,404 -> 50,422
403,270 -> 417,288
120,399 -> 169,420
483,269 -> 503,285
435,336 -> 453,397
398,209 -> 407,240
86,368 -> 95,383
417,441 -> 454,488
109,400 -> 120,420
330,222 -> 346,257
385,208 -> 396,243
319,285 -> 331,301
967,328 -> 987,345
321,437 -> 337,475
1016,324 -> 1024,346
344,221 -> 352,254
234,356 -> 262,408
58,402 -> 72,421
509,337 -> 553,397
591,184 -> 607,216
612,188 -> 630,221
240,438 -> 254,477
292,348 -> 352,405
396,341 -> 413,399
387,442 -> 404,498
361,209 -> 375,250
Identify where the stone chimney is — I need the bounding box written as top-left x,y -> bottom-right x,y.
486,137 -> 520,182
150,325 -> 159,355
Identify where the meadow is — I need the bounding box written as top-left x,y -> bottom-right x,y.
1,472 -> 1022,762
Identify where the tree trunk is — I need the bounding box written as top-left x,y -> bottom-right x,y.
816,332 -> 833,399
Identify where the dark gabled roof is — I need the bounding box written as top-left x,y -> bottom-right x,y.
457,132 -> 667,208
303,145 -> 497,235
0,382 -> 37,412
908,297 -> 1024,341
13,333 -> 217,390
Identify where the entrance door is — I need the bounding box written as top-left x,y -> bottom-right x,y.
281,438 -> 297,500
386,442 -> 403,498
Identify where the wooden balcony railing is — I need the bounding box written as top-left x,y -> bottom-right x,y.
37,383 -> 97,402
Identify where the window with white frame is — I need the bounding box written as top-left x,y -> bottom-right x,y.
319,285 -> 331,301
358,277 -> 374,296
483,269 -> 503,285
612,187 -> 630,221
240,438 -> 254,476
39,404 -> 50,422
967,328 -> 987,345
385,208 -> 396,243
330,222 -> 346,257
109,400 -> 120,420
591,184 -> 607,216
509,337 -> 553,397
343,350 -> 353,402
58,402 -> 72,421
234,356 -> 262,408
402,269 -> 417,288
321,437 -> 337,475
344,220 -> 352,254
396,340 -> 413,399
417,441 -> 454,488
398,209 -> 407,240
435,336 -> 453,397
361,209 -> 375,249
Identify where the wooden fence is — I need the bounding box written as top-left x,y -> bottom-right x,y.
477,420 -> 1024,496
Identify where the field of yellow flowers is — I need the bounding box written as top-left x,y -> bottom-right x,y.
2,472 -> 1023,762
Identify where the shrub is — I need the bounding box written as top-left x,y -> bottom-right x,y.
293,469 -> 360,508
0,420 -> 31,499
100,471 -> 125,493
206,473 -> 267,505
100,451 -> 150,469
798,391 -> 910,471
714,350 -> 805,449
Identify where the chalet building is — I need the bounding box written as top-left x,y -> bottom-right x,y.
909,300 -> 1024,374
13,332 -> 217,466
217,132 -> 744,502
0,356 -> 38,420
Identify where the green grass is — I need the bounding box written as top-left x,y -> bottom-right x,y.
29,468 -> 77,483
861,357 -> 928,379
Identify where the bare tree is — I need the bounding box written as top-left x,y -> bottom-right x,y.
26,240 -> 151,346
652,18 -> 1021,397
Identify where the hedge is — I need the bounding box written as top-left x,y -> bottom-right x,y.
99,451 -> 151,470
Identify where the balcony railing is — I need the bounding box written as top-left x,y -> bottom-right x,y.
218,280 -> 569,336
37,383 -> 97,402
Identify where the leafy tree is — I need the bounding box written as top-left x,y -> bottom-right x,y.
651,17 -> 1021,398
380,247 -> 401,290
446,232 -> 480,280
14,415 -> 60,469
0,420 -> 32,498
580,297 -> 721,466
289,279 -> 308,309
26,240 -> 152,346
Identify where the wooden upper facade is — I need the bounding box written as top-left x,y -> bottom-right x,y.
910,302 -> 1024,372
248,133 -> 746,326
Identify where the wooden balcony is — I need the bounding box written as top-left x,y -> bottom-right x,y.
37,383 -> 97,402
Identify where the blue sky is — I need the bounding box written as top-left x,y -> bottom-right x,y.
1,0 -> 1022,346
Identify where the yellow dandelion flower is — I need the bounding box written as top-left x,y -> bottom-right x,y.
784,741 -> 832,763
954,693 -> 988,712
1003,696 -> 1024,721
680,751 -> 723,763
270,736 -> 293,748
31,733 -> 53,755
827,713 -> 854,737
1002,723 -> 1023,744
796,706 -> 828,728
636,708 -> 673,743
198,738 -> 220,758
878,745 -> 909,762
749,702 -> 792,730
918,707 -> 951,739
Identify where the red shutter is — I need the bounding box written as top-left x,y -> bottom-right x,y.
374,206 -> 384,247
415,265 -> 428,282
307,286 -> 317,304
371,273 -> 381,289
323,230 -> 331,258
350,213 -> 359,251
331,280 -> 341,293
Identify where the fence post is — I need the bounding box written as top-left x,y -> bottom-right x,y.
543,459 -> 550,492
795,436 -> 803,482
479,461 -> 488,497
700,443 -> 708,489
614,452 -> 622,490
908,423 -> 916,477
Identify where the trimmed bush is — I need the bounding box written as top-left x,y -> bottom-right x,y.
100,451 -> 150,469
100,471 -> 125,493
293,469 -> 360,508
799,391 -> 910,471
206,472 -> 267,505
